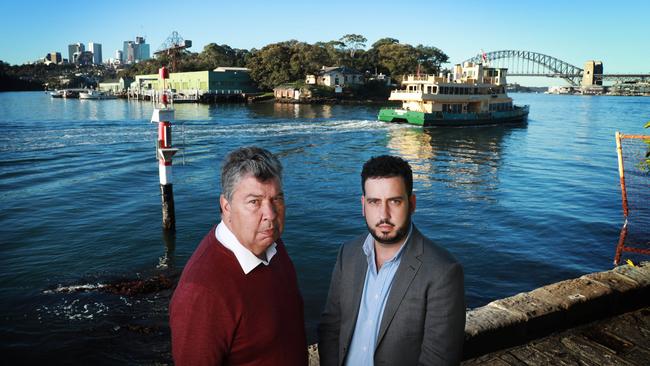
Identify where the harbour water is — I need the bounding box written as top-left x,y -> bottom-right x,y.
1,92 -> 648,364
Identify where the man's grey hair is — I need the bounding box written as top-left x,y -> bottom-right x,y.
221,146 -> 283,201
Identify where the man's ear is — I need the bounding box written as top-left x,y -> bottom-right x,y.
409,194 -> 416,214
361,195 -> 365,217
220,194 -> 230,221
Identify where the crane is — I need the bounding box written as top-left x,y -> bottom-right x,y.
155,31 -> 192,72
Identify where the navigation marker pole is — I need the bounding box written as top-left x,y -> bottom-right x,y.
152,66 -> 178,231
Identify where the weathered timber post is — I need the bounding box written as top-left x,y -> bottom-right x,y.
152,66 -> 178,231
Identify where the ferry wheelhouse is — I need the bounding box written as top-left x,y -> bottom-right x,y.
378,62 -> 529,127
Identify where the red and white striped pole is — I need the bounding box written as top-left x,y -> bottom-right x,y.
152,66 -> 178,231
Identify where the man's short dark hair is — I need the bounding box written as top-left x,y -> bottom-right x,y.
361,155 -> 413,196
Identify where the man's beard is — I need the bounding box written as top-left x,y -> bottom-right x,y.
366,215 -> 411,245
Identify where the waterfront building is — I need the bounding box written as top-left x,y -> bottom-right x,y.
99,77 -> 133,93
88,42 -> 102,65
130,67 -> 257,96
68,43 -> 84,64
305,66 -> 364,88
609,81 -> 650,96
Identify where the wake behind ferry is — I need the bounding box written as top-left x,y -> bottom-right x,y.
378,62 -> 529,127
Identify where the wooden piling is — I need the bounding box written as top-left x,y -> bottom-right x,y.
160,183 -> 175,231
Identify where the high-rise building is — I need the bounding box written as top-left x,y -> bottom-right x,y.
77,51 -> 94,66
115,50 -> 123,64
68,43 -> 85,64
122,36 -> 150,64
137,43 -> 150,61
88,42 -> 103,64
45,52 -> 63,65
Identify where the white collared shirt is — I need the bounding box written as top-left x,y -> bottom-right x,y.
215,221 -> 278,275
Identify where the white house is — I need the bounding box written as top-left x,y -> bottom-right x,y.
305,66 -> 364,87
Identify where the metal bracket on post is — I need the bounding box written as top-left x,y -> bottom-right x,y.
158,148 -> 179,163
151,108 -> 175,123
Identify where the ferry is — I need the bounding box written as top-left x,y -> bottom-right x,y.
378,62 -> 529,127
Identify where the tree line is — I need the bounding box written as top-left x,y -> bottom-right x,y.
1,35 -> 448,91
121,34 -> 448,90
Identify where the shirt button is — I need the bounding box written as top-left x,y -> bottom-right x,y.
375,294 -> 379,299
363,346 -> 367,352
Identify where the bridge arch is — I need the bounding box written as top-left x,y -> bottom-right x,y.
462,50 -> 584,85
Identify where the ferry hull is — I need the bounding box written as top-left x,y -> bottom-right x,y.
378,106 -> 529,127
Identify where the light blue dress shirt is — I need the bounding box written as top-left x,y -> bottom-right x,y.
345,225 -> 412,366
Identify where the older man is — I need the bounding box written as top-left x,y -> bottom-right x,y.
170,146 -> 307,366
318,155 -> 465,366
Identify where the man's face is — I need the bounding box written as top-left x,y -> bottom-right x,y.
221,175 -> 285,257
362,176 -> 416,245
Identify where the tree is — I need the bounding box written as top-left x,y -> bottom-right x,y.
415,45 -> 448,74
339,34 -> 367,58
376,43 -> 418,78
198,43 -> 250,69
246,42 -> 295,90
371,37 -> 399,49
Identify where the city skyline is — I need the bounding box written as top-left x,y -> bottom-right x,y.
2,0 -> 649,86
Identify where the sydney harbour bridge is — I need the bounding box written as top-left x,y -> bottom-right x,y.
461,50 -> 649,86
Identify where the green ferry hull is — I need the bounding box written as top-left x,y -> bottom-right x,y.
378,106 -> 529,127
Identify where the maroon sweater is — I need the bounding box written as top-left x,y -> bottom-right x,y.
170,226 -> 307,366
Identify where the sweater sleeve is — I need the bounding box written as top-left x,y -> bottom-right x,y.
170,282 -> 238,366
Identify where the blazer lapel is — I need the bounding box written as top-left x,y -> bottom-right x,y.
375,227 -> 423,348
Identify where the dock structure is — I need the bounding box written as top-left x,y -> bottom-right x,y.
462,306 -> 650,365
306,262 -> 650,365
127,67 -> 258,103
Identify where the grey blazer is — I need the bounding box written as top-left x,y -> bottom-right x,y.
318,225 -> 465,366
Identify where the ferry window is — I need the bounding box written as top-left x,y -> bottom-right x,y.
432,86 -> 438,94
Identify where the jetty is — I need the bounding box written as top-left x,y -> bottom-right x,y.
307,261 -> 650,365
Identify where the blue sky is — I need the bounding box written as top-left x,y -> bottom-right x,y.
2,0 -> 648,86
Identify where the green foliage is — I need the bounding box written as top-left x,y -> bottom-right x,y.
3,34 -> 448,93
346,79 -> 392,99
245,35 -> 447,90
0,60 -> 114,90
340,34 -> 367,58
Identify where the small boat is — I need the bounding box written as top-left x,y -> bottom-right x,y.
50,90 -> 64,98
79,90 -> 117,100
378,62 -> 529,127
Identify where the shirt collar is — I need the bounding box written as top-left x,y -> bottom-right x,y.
215,221 -> 278,275
362,223 -> 413,270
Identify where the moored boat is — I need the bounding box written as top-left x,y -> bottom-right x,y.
378,62 -> 529,127
79,90 -> 117,100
